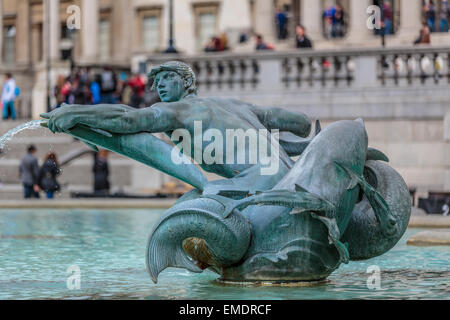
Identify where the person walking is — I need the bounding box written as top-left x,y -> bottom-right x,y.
2,73 -> 17,120
19,145 -> 40,199
93,150 -> 110,195
38,153 -> 61,199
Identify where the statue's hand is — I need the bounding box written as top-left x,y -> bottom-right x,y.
40,104 -> 79,133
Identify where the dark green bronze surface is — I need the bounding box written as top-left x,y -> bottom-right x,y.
41,61 -> 411,283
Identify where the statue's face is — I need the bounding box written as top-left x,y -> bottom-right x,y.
155,71 -> 185,102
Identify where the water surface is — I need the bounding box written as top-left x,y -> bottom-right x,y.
0,209 -> 448,300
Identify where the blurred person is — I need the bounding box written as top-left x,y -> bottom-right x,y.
296,25 -> 313,49
127,73 -> 146,108
204,36 -> 222,52
99,67 -> 117,104
219,32 -> 229,51
275,7 -> 288,40
19,145 -> 40,199
323,4 -> 336,38
239,29 -> 250,43
440,0 -> 449,32
333,3 -> 346,38
90,76 -> 101,104
93,150 -> 110,195
255,34 -> 274,51
425,0 -> 437,32
71,75 -> 91,105
414,25 -> 431,44
121,82 -> 133,106
2,73 -> 17,120
53,75 -> 66,109
383,2 -> 393,35
60,77 -> 72,104
38,153 -> 60,199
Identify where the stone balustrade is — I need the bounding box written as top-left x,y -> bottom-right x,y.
146,46 -> 450,94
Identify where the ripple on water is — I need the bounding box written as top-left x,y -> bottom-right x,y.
0,209 -> 449,300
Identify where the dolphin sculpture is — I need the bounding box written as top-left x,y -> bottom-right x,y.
41,117 -> 411,284
145,119 -> 411,283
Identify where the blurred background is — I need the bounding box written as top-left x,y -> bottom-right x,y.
0,0 -> 449,211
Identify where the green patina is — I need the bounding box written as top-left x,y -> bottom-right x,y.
41,61 -> 411,284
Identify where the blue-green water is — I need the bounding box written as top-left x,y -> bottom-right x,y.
0,209 -> 448,300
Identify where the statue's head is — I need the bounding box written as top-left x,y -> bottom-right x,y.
149,61 -> 197,102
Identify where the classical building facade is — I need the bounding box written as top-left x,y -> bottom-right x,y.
0,0 -> 449,197
1,0 -> 449,119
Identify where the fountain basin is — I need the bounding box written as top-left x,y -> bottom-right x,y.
0,208 -> 448,300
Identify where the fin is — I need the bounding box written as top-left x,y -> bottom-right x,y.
334,161 -> 363,191
314,119 -> 322,135
89,127 -> 113,138
311,213 -> 349,264
367,148 -> 389,162
203,188 -> 335,218
294,184 -> 308,193
290,208 -> 310,215
334,161 -> 397,236
82,141 -> 99,152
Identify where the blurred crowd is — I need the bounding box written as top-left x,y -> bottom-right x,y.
53,67 -> 147,110
423,0 -> 450,33
323,3 -> 347,39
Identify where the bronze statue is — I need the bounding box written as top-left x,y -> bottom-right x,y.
41,61 -> 411,284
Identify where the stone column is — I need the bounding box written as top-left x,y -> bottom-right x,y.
396,0 -> 422,43
253,0 -> 276,41
346,0 -> 373,42
112,0 -> 131,63
81,0 -> 99,63
219,0 -> 251,31
300,0 -> 323,41
44,0 -> 61,62
16,0 -> 31,65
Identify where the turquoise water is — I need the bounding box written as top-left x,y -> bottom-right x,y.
0,209 -> 448,300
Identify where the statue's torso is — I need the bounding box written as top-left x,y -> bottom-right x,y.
163,97 -> 291,178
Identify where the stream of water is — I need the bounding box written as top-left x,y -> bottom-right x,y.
0,120 -> 46,150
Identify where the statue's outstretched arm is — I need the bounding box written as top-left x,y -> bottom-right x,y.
41,103 -> 177,134
249,106 -> 312,138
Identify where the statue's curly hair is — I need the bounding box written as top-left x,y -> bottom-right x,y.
148,61 -> 197,95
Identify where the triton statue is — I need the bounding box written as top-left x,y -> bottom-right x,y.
41,61 -> 411,284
